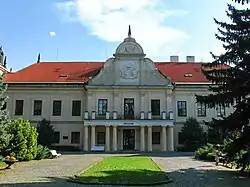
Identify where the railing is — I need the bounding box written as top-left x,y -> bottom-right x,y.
84,111 -> 174,120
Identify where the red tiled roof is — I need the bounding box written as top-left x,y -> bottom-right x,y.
4,61 -> 216,83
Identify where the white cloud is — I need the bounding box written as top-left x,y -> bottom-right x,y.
49,31 -> 56,37
55,0 -> 189,59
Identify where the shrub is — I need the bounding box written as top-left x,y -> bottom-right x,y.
0,155 -> 3,162
37,119 -> 55,148
35,145 -> 52,160
181,117 -> 205,151
7,119 -> 38,161
195,143 -> 216,161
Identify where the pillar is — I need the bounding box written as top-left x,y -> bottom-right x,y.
105,126 -> 110,151
147,126 -> 152,151
167,126 -> 174,151
120,128 -> 123,150
113,126 -> 117,151
162,126 -> 167,151
91,126 -> 95,147
84,126 -> 89,151
140,126 -> 145,151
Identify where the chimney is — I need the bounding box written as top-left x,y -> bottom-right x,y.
186,56 -> 195,62
170,55 -> 179,62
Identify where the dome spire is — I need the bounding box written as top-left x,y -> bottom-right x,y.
128,25 -> 131,37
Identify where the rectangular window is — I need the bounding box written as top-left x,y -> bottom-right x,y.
97,132 -> 105,144
54,131 -> 60,143
98,99 -> 107,116
72,100 -> 81,116
197,102 -> 206,117
152,132 -> 160,144
178,132 -> 184,144
33,100 -> 42,116
15,100 -> 24,115
71,132 -> 80,144
177,101 -> 187,117
151,100 -> 160,116
52,100 -> 61,116
216,105 -> 225,117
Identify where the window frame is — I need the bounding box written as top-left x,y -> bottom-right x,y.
72,100 -> 81,116
98,99 -> 108,116
71,132 -> 80,144
197,102 -> 206,117
33,100 -> 43,116
216,105 -> 226,117
177,101 -> 187,117
152,132 -> 160,144
54,131 -> 60,144
15,100 -> 24,116
97,132 -> 105,145
52,100 -> 62,116
151,99 -> 160,116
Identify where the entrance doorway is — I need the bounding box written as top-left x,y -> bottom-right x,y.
123,129 -> 135,150
124,98 -> 134,119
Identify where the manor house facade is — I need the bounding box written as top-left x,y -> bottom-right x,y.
0,27 -> 233,152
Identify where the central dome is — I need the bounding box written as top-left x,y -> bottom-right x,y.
114,25 -> 145,57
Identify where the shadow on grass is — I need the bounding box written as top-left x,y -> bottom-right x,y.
71,169 -> 172,185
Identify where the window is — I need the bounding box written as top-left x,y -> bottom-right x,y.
197,102 -> 206,117
97,132 -> 105,144
52,100 -> 61,116
151,100 -> 160,115
71,132 -> 80,144
98,99 -> 107,116
178,132 -> 184,144
54,131 -> 60,143
216,105 -> 225,117
15,100 -> 24,115
33,100 -> 42,116
72,100 -> 81,116
152,132 -> 160,144
177,101 -> 187,117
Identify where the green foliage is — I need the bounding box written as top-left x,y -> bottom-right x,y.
0,155 -> 3,162
233,0 -> 249,4
35,145 -> 52,160
0,73 -> 11,152
7,119 -> 38,161
195,143 -> 216,161
181,117 -> 205,151
196,4 -> 250,172
37,118 -> 55,148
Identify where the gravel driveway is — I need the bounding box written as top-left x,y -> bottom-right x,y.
0,153 -> 249,187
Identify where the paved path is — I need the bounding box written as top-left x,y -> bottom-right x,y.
0,153 -> 249,187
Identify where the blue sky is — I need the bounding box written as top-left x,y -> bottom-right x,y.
0,0 -> 246,71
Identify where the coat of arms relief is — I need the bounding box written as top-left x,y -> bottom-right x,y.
119,61 -> 139,80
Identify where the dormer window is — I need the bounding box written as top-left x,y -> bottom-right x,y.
184,73 -> 192,77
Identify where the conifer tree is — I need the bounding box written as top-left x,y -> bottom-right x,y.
196,4 -> 250,171
0,73 -> 11,152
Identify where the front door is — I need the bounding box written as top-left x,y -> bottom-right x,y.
123,129 -> 135,150
124,98 -> 134,119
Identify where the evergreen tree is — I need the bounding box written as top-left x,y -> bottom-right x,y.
196,4 -> 250,171
37,118 -> 55,147
0,73 -> 11,152
181,117 -> 205,151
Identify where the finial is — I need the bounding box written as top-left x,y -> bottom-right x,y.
37,53 -> 41,63
3,56 -> 7,68
128,25 -> 131,37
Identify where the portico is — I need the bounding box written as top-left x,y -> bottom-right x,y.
83,125 -> 174,152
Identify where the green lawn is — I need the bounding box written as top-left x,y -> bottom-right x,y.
75,156 -> 170,185
0,162 -> 6,174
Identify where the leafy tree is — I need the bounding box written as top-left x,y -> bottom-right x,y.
196,4 -> 250,171
233,0 -> 249,4
0,73 -> 11,152
181,117 -> 205,151
37,118 -> 55,147
7,119 -> 38,161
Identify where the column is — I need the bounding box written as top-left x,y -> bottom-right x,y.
166,89 -> 173,118
91,126 -> 95,147
140,126 -> 145,152
167,126 -> 174,151
120,128 -> 123,150
147,126 -> 152,151
162,126 -> 167,151
113,126 -> 117,151
84,126 -> 89,151
105,126 -> 110,151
